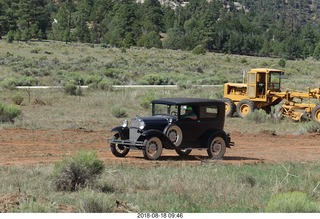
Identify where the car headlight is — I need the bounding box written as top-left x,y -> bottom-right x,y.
122,120 -> 128,128
139,121 -> 145,130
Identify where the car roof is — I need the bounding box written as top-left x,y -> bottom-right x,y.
151,98 -> 224,106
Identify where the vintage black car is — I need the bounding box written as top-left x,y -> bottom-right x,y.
109,98 -> 234,160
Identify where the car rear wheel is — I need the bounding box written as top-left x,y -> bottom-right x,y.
207,136 -> 226,159
143,137 -> 163,160
110,133 -> 130,157
175,148 -> 192,156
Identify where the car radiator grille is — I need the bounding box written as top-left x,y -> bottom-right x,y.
129,119 -> 141,141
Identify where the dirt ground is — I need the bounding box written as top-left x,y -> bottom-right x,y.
0,128 -> 320,166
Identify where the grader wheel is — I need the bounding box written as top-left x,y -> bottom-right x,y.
237,99 -> 255,118
222,98 -> 236,117
312,105 -> 320,123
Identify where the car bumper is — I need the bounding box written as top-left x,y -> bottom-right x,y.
109,139 -> 145,149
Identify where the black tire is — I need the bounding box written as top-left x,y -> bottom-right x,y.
143,137 -> 163,160
312,105 -> 320,123
175,148 -> 192,156
164,125 -> 183,147
237,99 -> 255,118
222,98 -> 236,117
207,136 -> 226,159
110,133 -> 130,157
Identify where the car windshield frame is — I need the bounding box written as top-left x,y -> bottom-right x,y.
152,103 -> 179,116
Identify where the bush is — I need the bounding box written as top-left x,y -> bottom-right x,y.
11,93 -> 24,105
137,31 -> 162,49
79,191 -> 114,213
278,59 -> 286,68
297,121 -> 320,134
64,81 -> 82,96
192,45 -> 206,55
98,79 -> 114,91
177,80 -> 193,89
0,103 -> 21,123
0,76 -> 38,89
245,109 -> 270,123
142,74 -> 169,85
52,151 -> 105,192
111,106 -> 127,118
265,191 -> 320,212
16,199 -> 57,213
140,92 -> 156,109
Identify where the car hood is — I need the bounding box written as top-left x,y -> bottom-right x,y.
133,115 -> 177,130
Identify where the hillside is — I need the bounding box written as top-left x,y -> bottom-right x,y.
1,0 -> 320,59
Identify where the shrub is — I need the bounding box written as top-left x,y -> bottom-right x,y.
12,93 -> 24,105
265,191 -> 320,212
6,30 -> 14,43
52,151 -> 105,192
0,103 -> 21,123
192,45 -> 206,55
140,92 -> 156,109
16,199 -> 57,213
297,121 -> 320,134
64,81 -> 82,96
240,58 -> 248,63
79,191 -> 114,213
111,106 -> 127,118
278,59 -> 286,68
142,74 -> 168,85
97,79 -> 114,91
0,76 -> 38,89
245,109 -> 270,123
137,31 -> 162,49
177,81 -> 193,89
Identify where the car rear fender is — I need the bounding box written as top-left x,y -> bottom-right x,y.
138,129 -> 176,149
201,129 -> 232,148
111,126 -> 129,140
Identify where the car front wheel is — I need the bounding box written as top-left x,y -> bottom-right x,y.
110,133 -> 130,157
207,136 -> 226,159
143,137 -> 163,160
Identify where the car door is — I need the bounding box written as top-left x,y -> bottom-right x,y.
177,105 -> 201,143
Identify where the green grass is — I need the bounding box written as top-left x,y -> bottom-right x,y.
1,162 -> 320,212
0,86 -> 312,135
1,40 -> 320,89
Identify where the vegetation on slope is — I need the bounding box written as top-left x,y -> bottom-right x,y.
1,0 -> 320,59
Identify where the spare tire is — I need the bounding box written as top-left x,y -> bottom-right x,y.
164,125 -> 183,147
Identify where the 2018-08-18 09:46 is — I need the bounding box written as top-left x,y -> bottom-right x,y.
137,213 -> 183,218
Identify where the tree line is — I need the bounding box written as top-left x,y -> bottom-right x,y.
1,0 -> 320,60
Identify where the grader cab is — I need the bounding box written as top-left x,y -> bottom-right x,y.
223,68 -> 320,122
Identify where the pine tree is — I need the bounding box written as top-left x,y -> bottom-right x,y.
141,0 -> 164,33
74,0 -> 93,42
51,0 -> 75,43
104,0 -> 138,47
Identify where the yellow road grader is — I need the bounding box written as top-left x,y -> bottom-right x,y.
222,68 -> 320,122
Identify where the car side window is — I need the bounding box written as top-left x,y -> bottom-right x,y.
180,105 -> 198,120
200,106 -> 218,119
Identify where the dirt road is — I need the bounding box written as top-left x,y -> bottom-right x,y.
0,128 -> 319,166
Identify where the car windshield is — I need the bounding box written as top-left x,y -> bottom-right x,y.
153,104 -> 178,116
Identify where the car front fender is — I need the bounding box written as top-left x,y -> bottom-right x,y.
111,126 -> 129,140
